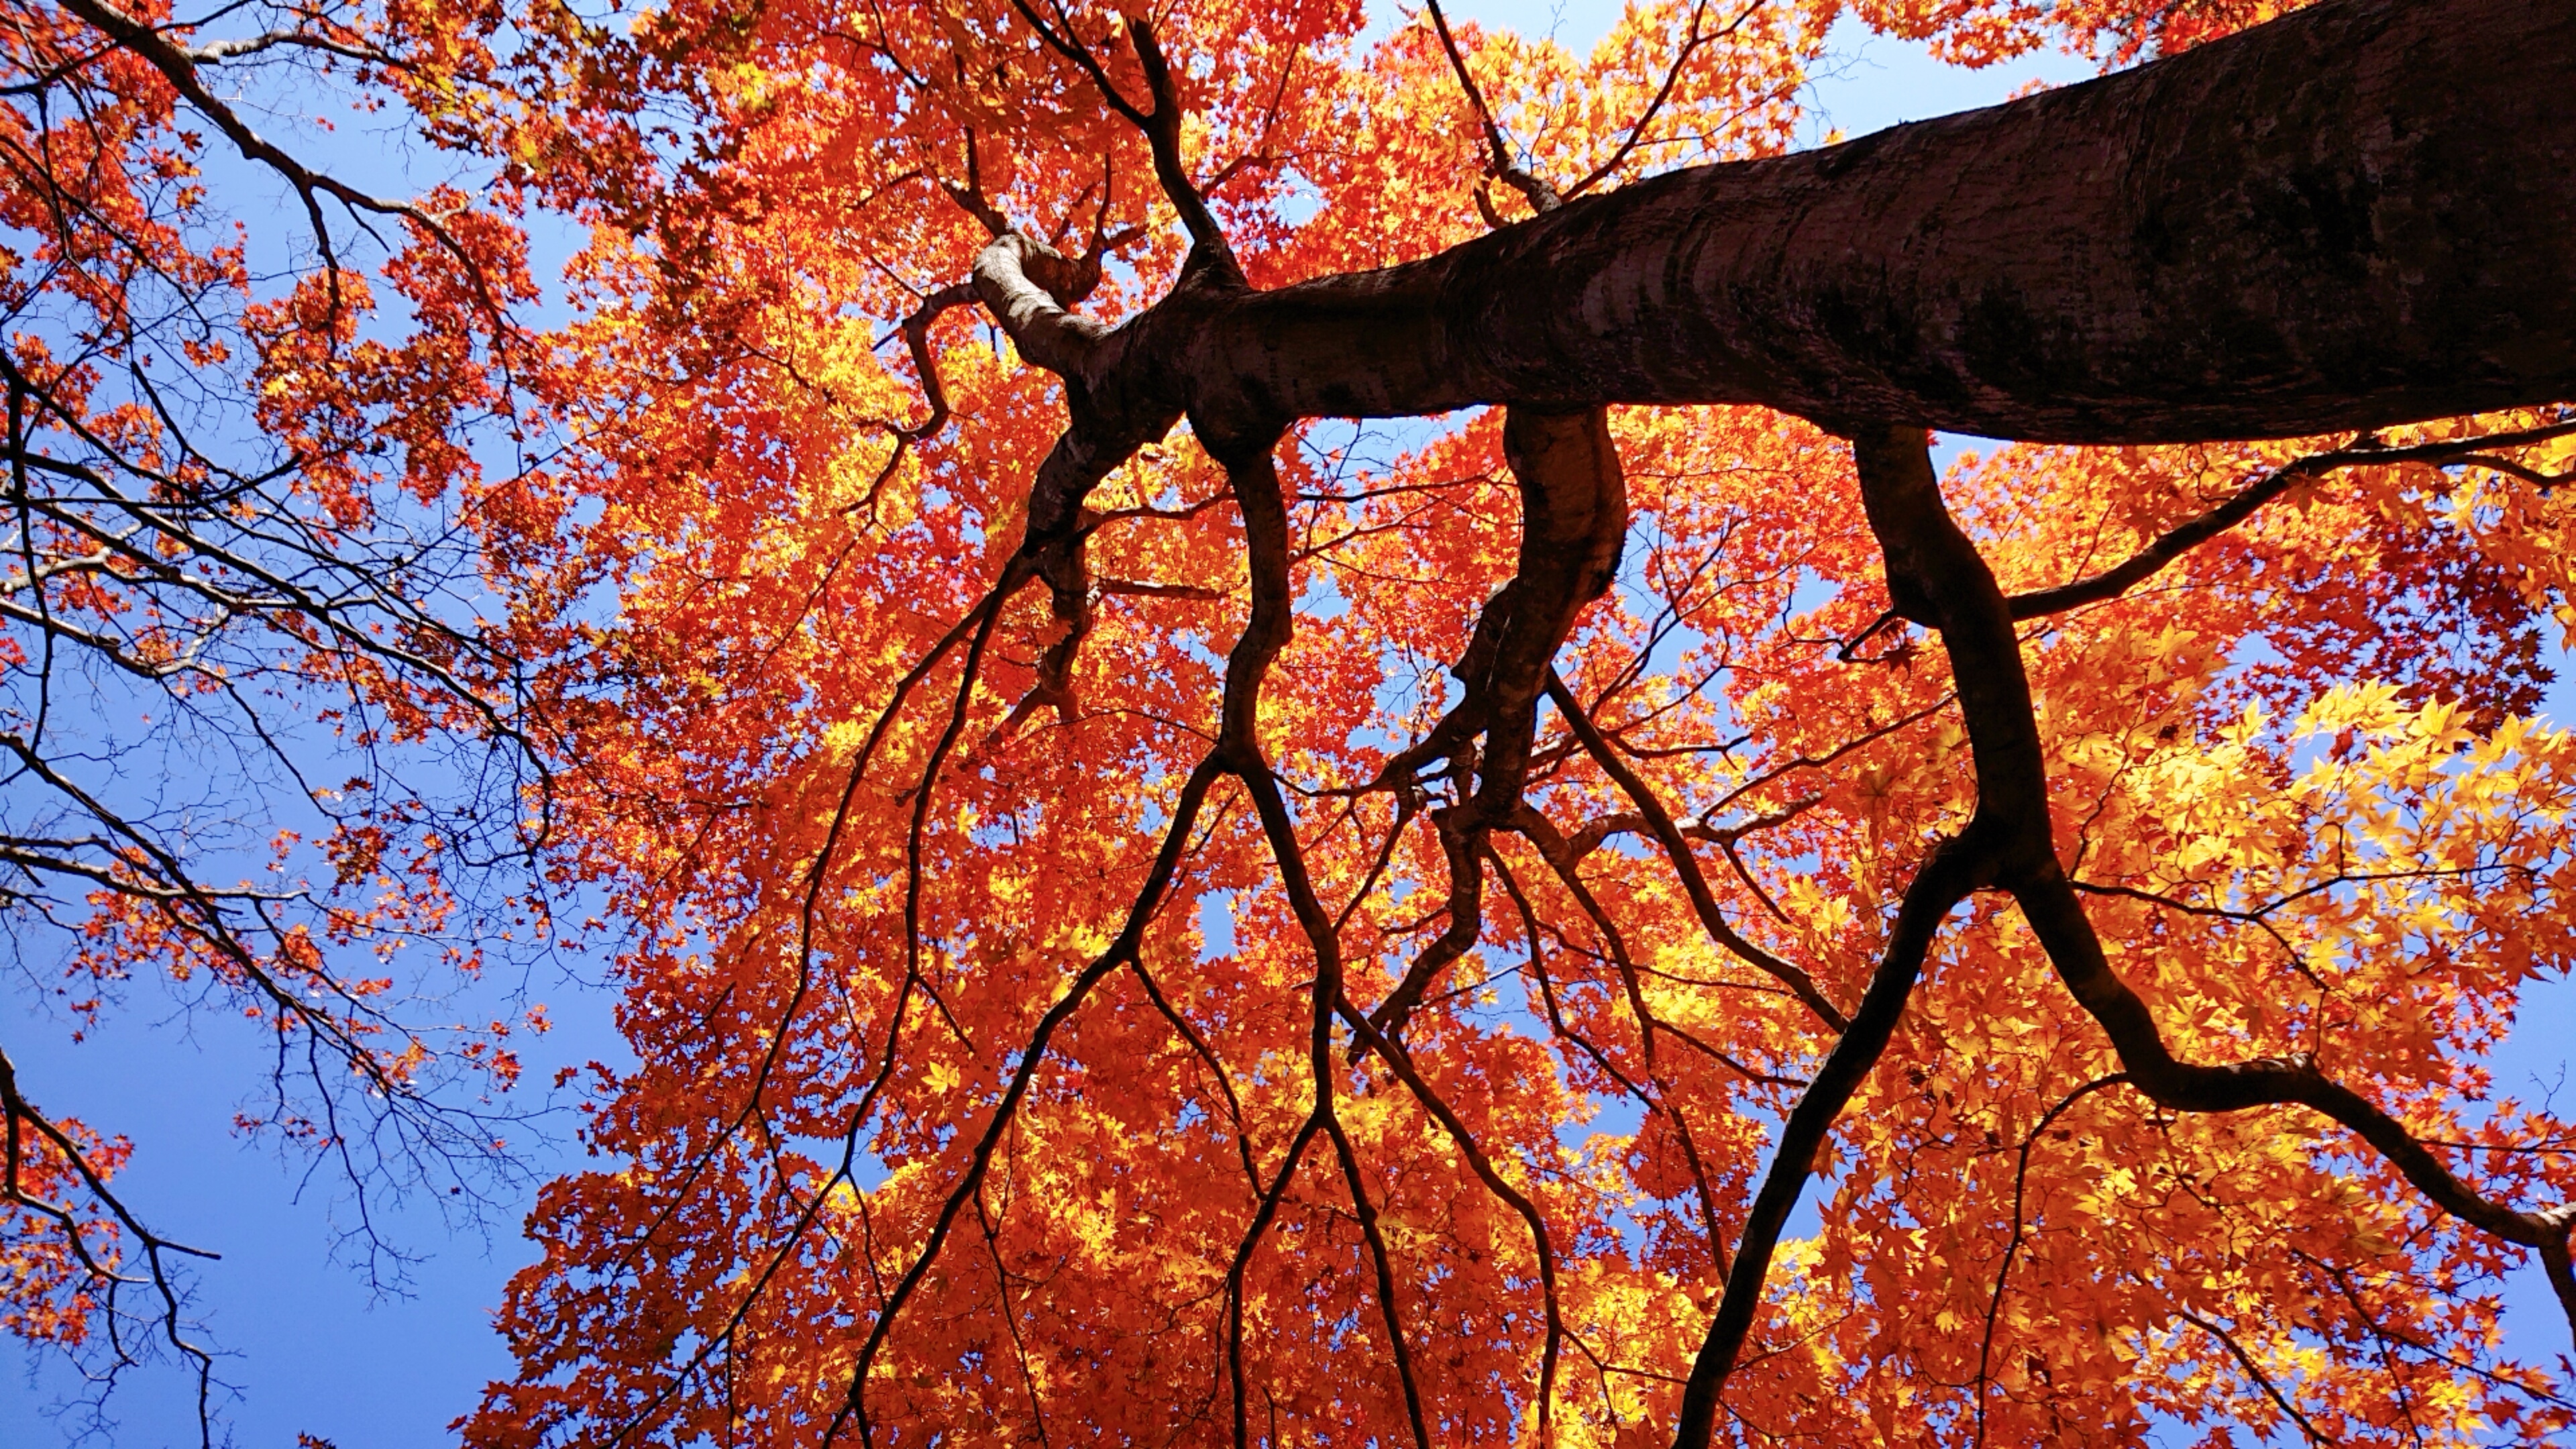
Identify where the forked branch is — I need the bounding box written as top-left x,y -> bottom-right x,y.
1752,423 -> 2576,1449
2008,419 -> 2576,619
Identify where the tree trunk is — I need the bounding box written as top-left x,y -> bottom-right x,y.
1030,0 -> 2575,445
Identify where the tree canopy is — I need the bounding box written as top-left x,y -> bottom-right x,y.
7,0 -> 2576,1445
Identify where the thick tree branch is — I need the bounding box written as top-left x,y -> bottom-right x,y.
1841,419 -> 2576,1413
973,233 -> 1112,376
883,5 -> 2576,1439
998,0 -> 2576,445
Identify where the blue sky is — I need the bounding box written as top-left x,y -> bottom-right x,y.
7,7 -> 2572,1448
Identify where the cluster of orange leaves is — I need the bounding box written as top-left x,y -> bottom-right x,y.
1,1108 -> 129,1348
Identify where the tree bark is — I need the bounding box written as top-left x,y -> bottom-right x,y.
1005,0 -> 2576,446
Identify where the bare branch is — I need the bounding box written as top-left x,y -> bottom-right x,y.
2008,419 -> 2576,619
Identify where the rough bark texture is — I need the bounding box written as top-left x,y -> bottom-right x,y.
1022,0 -> 2575,445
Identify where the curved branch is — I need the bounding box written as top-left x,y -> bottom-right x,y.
1974,1073 -> 2131,1448
1338,1009 -> 1567,1442
2008,419 -> 2576,619
829,753 -> 1226,1448
1546,672 -> 1851,1032
973,233 -> 1113,376
1847,417 -> 2576,1374
1562,0 -> 1761,201
2171,1306 -> 2338,1448
0,1045 -> 220,1446
1670,826 -> 1991,1449
2020,863 -> 2576,1274
1421,0 -> 1562,215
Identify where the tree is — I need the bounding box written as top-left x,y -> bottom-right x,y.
443,0 -> 2576,1443
13,0 -> 2576,1444
0,0 -> 564,1429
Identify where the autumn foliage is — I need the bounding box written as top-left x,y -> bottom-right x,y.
7,0 -> 2576,1446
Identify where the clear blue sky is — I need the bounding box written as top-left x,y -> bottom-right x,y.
7,7 -> 2570,1448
